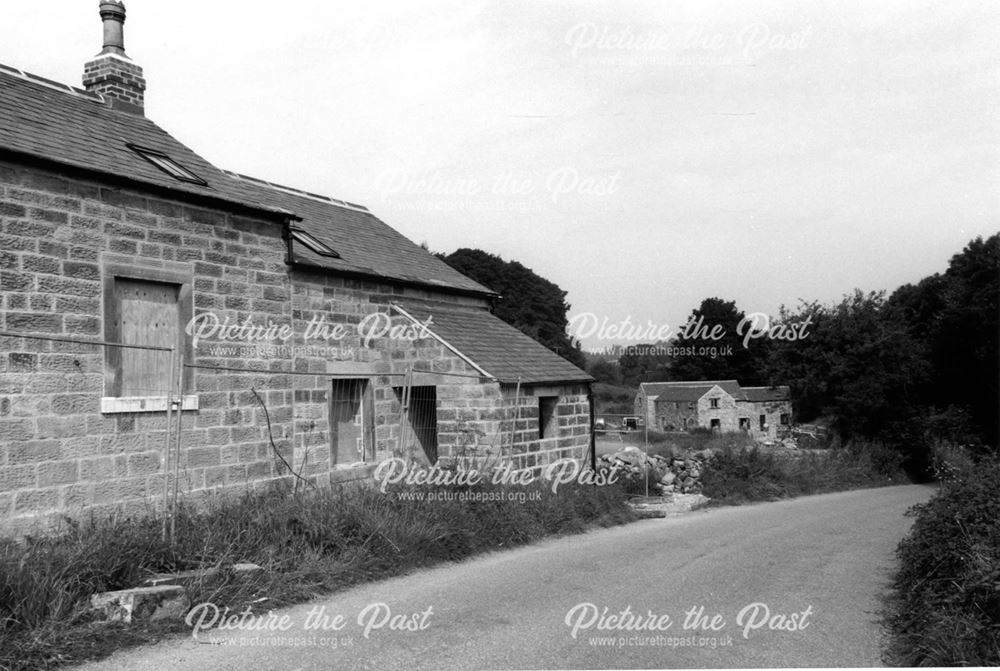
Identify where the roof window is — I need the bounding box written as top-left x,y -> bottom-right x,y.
291,228 -> 341,258
127,144 -> 207,185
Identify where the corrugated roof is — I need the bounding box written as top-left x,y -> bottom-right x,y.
741,386 -> 791,403
224,173 -> 496,297
642,380 -> 746,403
0,66 -> 288,219
394,301 -> 592,385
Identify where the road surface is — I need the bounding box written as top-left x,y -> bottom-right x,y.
76,485 -> 933,670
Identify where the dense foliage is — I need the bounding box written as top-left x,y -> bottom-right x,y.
438,248 -> 586,368
765,234 -> 998,475
887,234 -> 999,448
891,458 -> 1000,666
617,344 -> 671,388
699,443 -> 900,505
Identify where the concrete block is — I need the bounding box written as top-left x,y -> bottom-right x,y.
90,585 -> 188,623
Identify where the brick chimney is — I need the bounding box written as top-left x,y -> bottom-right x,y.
82,1 -> 146,115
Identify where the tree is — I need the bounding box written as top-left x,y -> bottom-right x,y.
669,297 -> 769,384
618,344 -> 671,388
765,291 -> 931,455
587,358 -> 622,386
888,233 -> 999,447
438,248 -> 587,369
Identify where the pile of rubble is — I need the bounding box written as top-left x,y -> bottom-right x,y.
597,446 -> 706,495
755,437 -> 799,451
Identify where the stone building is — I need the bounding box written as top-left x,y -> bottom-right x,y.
0,3 -> 592,531
634,380 -> 791,439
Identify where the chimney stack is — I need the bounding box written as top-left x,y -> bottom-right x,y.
82,1 -> 146,115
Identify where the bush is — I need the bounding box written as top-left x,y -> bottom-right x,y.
700,444 -> 896,506
889,459 -> 1000,666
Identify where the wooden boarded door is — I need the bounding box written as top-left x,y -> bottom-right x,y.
114,279 -> 179,397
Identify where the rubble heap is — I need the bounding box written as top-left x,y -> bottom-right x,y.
597,446 -> 705,495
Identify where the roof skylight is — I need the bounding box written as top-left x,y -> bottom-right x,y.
291,228 -> 341,258
127,144 -> 207,185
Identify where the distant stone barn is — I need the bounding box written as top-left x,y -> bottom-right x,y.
634,380 -> 791,439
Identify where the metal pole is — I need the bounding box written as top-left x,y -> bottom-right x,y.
169,356 -> 185,544
160,347 -> 176,542
644,417 -> 650,498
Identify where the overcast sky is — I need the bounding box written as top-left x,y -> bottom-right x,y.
4,1 -> 997,349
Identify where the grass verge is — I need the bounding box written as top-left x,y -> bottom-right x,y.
0,478 -> 635,671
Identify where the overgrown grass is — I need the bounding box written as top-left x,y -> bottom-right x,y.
887,449 -> 1000,666
0,478 -> 635,671
698,441 -> 902,505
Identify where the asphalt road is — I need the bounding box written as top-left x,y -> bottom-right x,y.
75,485 -> 933,670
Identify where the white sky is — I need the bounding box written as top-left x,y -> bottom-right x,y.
4,1 -> 997,349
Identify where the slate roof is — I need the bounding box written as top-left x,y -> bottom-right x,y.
224,173 -> 496,297
0,65 -> 494,297
741,386 -> 791,403
394,301 -> 592,385
0,66 -> 288,219
642,380 -> 746,403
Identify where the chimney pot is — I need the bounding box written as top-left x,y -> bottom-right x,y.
98,1 -> 127,55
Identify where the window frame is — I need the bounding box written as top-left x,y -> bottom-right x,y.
101,259 -> 197,414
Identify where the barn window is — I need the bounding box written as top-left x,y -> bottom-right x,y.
102,260 -> 196,413
710,398 -> 719,409
538,396 -> 559,439
393,384 -> 438,463
331,378 -> 375,465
